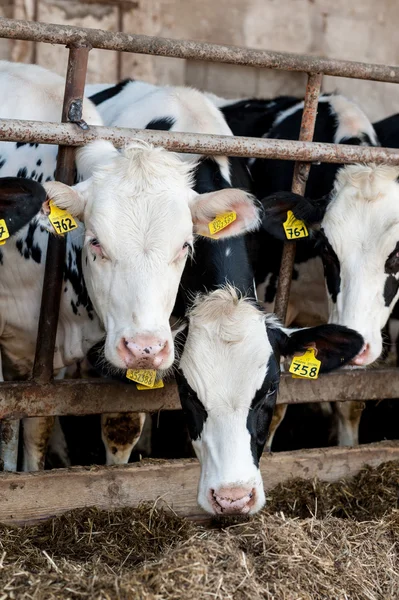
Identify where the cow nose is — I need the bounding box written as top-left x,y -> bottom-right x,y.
351,343 -> 371,366
211,486 -> 256,515
118,335 -> 170,368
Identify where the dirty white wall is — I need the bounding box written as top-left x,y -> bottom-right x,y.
1,0 -> 399,120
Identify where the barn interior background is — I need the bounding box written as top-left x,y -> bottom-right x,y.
1,0 -> 398,121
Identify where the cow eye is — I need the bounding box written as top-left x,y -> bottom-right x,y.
174,241 -> 193,263
89,237 -> 105,258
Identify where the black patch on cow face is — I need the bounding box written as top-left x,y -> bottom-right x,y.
317,228 -> 341,303
64,246 -> 94,320
0,158 -> 5,169
89,79 -> 133,106
383,243 -> 399,306
384,275 -> 399,307
36,159 -> 42,167
247,352 -> 280,466
146,117 -> 176,131
16,142 -> 27,149
385,242 -> 399,275
175,369 -> 208,441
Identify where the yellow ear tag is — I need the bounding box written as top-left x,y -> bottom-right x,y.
289,347 -> 321,380
126,368 -> 157,388
0,219 -> 10,245
48,200 -> 78,235
283,210 -> 308,240
208,212 -> 237,236
137,379 -> 164,391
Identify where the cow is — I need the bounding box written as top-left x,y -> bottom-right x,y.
83,79 -> 258,465
243,93 -> 380,448
260,161 -> 399,446
0,62 -> 259,471
174,285 -> 364,515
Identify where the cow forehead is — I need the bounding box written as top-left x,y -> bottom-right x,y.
180,302 -> 272,410
86,187 -> 194,250
323,168 -> 399,258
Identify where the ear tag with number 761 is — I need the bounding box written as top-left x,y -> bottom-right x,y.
289,347 -> 321,379
283,210 -> 308,240
48,200 -> 78,235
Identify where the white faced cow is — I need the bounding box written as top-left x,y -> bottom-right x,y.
0,61 -> 259,471
261,163 -> 399,446
175,286 -> 364,515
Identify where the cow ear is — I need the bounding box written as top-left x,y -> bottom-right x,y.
260,191 -> 330,242
190,188 -> 260,238
280,324 -> 364,372
0,177 -> 47,236
43,179 -> 91,220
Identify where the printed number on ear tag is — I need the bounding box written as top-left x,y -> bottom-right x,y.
208,212 -> 237,235
289,348 -> 321,380
283,210 -> 308,240
0,219 -> 9,245
48,200 -> 78,235
126,368 -> 157,388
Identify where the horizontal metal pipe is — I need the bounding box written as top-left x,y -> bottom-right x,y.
0,370 -> 398,419
1,18 -> 399,83
1,119 -> 399,164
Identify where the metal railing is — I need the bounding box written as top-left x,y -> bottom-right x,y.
0,18 -> 398,445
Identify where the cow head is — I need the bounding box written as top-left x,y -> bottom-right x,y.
261,164 -> 399,366
42,140 -> 260,371
175,286 -> 363,515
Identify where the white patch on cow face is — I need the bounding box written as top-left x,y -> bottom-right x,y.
179,287 -> 277,515
322,164 -> 399,365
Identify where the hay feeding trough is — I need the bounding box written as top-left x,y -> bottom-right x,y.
0,462 -> 398,599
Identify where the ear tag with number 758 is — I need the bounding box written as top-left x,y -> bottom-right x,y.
48,200 -> 78,235
289,347 -> 321,379
283,210 -> 308,240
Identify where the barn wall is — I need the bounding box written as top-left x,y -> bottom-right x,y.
1,0 -> 399,120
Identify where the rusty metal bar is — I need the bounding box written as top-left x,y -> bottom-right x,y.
0,118 -> 399,164
32,46 -> 91,383
274,73 -> 323,322
0,370 -> 398,419
0,18 -> 399,83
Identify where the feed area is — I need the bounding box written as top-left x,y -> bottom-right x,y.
0,6 -> 398,599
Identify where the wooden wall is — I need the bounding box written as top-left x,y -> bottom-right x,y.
1,0 -> 399,121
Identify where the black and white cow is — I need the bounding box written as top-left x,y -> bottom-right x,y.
0,62 -> 258,472
82,79 -> 260,464
174,286 -> 363,515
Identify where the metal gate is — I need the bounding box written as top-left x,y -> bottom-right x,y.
0,17 -> 398,523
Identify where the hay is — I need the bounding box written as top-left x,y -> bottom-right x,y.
0,462 -> 398,599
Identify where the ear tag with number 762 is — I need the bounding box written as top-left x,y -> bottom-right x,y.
48,200 -> 78,235
283,210 -> 308,240
289,347 -> 321,379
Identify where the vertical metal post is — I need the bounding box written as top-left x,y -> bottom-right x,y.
32,45 -> 90,383
274,72 -> 323,323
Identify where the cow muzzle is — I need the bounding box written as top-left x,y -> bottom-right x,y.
117,335 -> 172,369
210,486 -> 256,515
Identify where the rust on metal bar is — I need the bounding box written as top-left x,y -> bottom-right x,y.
0,370 -> 398,419
0,18 -> 399,83
32,46 -> 91,383
0,119 -> 399,164
274,73 -> 323,322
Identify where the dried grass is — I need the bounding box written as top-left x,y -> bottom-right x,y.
0,462 -> 398,599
